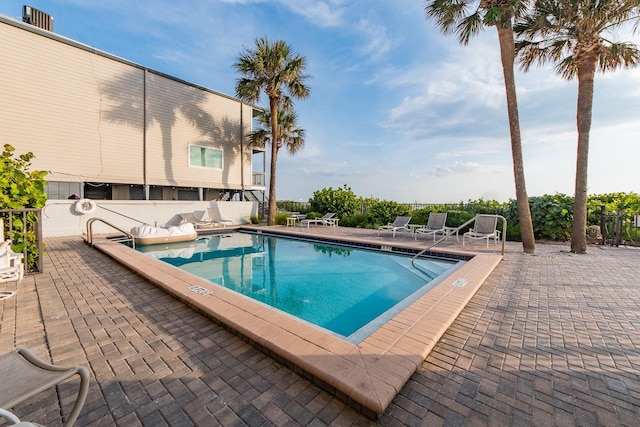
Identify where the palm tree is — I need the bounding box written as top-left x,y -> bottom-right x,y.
234,38 -> 311,225
425,0 -> 537,254
515,0 -> 640,253
249,107 -> 306,156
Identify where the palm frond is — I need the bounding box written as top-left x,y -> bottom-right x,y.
426,0 -> 475,36
515,0 -> 640,80
556,55 -> 577,79
598,41 -> 640,71
457,11 -> 485,44
250,106 -> 306,155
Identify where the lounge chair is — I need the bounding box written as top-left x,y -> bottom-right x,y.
0,240 -> 23,283
414,212 -> 449,241
463,215 -> 501,247
177,211 -> 215,229
207,207 -> 234,226
378,216 -> 412,237
0,347 -> 89,427
0,408 -> 41,426
301,213 -> 336,228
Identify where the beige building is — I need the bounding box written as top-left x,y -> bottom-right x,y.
0,13 -> 266,202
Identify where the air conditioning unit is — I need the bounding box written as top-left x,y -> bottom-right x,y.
22,5 -> 54,31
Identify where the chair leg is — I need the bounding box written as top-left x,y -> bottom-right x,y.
63,365 -> 89,427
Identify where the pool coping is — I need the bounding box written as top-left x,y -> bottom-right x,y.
91,226 -> 502,418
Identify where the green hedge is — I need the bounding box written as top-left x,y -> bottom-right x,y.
300,185 -> 640,242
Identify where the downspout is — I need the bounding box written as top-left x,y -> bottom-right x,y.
143,69 -> 149,200
240,102 -> 245,200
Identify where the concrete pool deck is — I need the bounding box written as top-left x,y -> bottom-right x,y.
1,226 -> 639,425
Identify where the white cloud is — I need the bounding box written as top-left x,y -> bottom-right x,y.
276,0 -> 344,27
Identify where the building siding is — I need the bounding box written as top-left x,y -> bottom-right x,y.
0,15 -> 260,196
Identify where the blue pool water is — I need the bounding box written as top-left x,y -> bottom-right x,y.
136,232 -> 463,342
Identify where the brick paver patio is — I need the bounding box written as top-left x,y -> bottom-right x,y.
1,231 -> 639,426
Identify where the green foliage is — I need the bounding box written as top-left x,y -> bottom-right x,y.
277,200 -> 310,214
364,199 -> 411,228
0,144 -> 48,272
443,210 -> 476,231
308,185 -> 361,219
464,198 -> 505,215
298,189 -> 640,242
250,215 -> 260,224
0,145 -> 48,209
274,212 -> 291,226
304,212 -> 322,220
338,213 -> 368,228
506,194 -> 573,241
587,192 -> 640,224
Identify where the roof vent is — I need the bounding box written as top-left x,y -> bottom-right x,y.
22,5 -> 54,32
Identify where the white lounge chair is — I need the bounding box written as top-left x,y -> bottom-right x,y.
378,216 -> 412,237
463,215 -> 501,247
207,207 -> 234,226
414,212 -> 449,241
179,212 -> 215,229
301,213 -> 336,228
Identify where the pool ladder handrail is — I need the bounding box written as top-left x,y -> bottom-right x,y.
411,214 -> 507,267
86,217 -> 136,249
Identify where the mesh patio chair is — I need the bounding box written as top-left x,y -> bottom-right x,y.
414,212 -> 449,241
0,347 -> 89,427
463,215 -> 501,247
378,216 -> 412,237
0,408 -> 43,426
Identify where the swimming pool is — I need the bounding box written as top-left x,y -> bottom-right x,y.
97,225 -> 502,416
136,231 -> 463,342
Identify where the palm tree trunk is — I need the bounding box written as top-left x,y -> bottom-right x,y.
267,96 -> 280,225
496,24 -> 536,254
570,60 -> 596,254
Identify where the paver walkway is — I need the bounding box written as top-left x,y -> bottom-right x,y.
1,231 -> 639,426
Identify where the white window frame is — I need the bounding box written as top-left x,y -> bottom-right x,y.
189,144 -> 223,170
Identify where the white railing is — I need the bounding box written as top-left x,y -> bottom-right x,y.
252,172 -> 266,187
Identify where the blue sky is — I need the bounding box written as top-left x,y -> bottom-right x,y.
2,1 -> 639,203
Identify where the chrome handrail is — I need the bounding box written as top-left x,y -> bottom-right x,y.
411,214 -> 507,266
86,217 -> 135,249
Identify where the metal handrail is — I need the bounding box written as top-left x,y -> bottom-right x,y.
86,217 -> 135,249
411,214 -> 507,266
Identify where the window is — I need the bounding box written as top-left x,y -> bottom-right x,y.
44,181 -> 82,200
189,145 -> 222,169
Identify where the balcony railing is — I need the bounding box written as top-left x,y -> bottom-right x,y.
252,172 -> 266,187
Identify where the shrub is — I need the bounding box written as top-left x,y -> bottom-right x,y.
365,199 -> 411,228
505,194 -> 573,241
339,213 -> 368,228
1,145 -> 48,271
308,184 -> 361,218
443,210 -> 476,233
274,212 -> 291,226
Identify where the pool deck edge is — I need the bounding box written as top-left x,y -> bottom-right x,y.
90,230 -> 501,417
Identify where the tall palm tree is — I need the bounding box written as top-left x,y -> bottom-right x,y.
234,38 -> 310,225
515,0 -> 640,253
425,0 -> 537,254
249,107 -> 306,156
